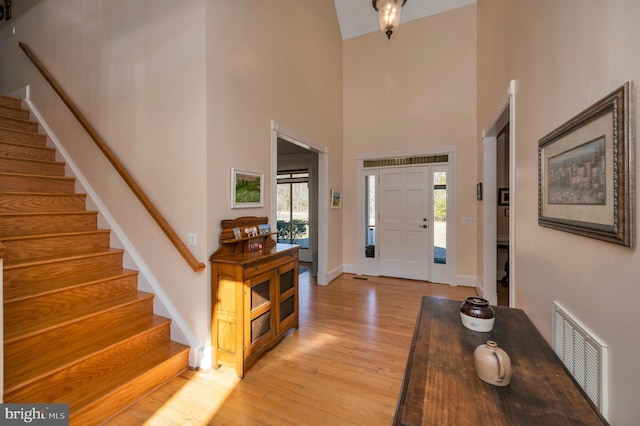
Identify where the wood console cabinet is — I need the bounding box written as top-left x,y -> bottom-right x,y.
210,217 -> 299,378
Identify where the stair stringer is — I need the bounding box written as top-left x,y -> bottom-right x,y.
21,86 -> 209,369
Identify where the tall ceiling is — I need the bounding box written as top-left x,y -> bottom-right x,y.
334,0 -> 476,40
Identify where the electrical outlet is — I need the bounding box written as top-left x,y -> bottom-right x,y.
187,233 -> 197,246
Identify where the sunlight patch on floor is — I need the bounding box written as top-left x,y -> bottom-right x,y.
140,369 -> 240,425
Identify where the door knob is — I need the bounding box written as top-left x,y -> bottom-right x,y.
420,224 -> 428,228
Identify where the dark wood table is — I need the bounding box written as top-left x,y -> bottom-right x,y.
394,296 -> 606,425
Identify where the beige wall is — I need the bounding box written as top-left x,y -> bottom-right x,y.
343,4 -> 477,280
206,0 -> 344,273
478,1 -> 640,423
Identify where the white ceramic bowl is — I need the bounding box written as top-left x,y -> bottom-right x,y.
460,312 -> 495,332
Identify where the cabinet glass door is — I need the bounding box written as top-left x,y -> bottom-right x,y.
251,279 -> 271,310
250,311 -> 271,344
246,273 -> 275,347
277,263 -> 298,328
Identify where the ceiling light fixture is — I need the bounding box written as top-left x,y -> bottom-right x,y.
372,0 -> 407,40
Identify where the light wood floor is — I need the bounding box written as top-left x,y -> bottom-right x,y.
106,270 -> 477,425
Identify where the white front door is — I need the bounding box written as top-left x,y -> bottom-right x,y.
378,167 -> 430,280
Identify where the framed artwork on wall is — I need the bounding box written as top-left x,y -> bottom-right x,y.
498,188 -> 510,206
538,82 -> 634,247
231,168 -> 264,208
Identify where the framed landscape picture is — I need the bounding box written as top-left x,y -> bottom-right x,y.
538,82 -> 634,247
231,168 -> 264,208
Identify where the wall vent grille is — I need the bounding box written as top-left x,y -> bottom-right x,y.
552,301 -> 607,418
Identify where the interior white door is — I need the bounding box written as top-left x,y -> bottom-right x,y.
378,167 -> 430,280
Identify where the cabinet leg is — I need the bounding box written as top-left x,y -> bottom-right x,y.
235,364 -> 244,379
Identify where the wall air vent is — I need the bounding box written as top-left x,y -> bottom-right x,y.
552,301 -> 607,418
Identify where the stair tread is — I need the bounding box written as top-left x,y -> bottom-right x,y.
1,229 -> 111,262
0,171 -> 74,180
0,190 -> 85,196
68,341 -> 189,414
0,191 -> 87,202
1,229 -> 110,242
0,103 -> 28,112
0,138 -> 55,149
0,129 -> 47,148
0,115 -> 38,125
0,125 -> 43,137
4,268 -> 139,303
0,157 -> 66,177
4,247 -> 123,270
0,211 -> 97,238
0,154 -> 65,166
0,210 -> 97,217
4,290 -> 154,343
4,314 -> 172,393
0,112 -> 32,121
0,94 -> 23,102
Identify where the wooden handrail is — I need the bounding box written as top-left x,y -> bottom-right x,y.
19,42 -> 205,272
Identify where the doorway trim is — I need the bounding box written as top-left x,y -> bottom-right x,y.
355,146 -> 457,285
482,80 -> 516,306
271,121 -> 329,285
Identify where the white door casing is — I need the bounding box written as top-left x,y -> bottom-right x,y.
357,149 -> 457,285
482,80 -> 516,305
271,121 -> 329,285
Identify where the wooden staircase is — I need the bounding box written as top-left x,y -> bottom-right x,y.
0,93 -> 190,424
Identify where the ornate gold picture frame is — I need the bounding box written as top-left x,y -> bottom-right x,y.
538,82 -> 634,247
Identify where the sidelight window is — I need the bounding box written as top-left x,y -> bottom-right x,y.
433,171 -> 447,264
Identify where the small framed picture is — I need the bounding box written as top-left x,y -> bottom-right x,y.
331,189 -> 342,209
232,227 -> 242,239
231,168 -> 264,208
498,188 -> 510,206
244,227 -> 258,237
258,224 -> 271,235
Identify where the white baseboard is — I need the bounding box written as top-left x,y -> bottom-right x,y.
342,263 -> 362,275
23,87 -> 203,367
194,346 -> 212,371
342,265 -> 477,291
457,274 -> 477,288
325,264 -> 344,285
